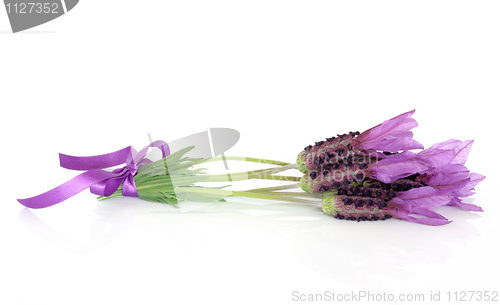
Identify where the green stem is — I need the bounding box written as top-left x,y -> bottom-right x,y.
138,153 -> 291,177
246,183 -> 301,193
98,158 -> 304,204
258,175 -> 300,181
176,187 -> 320,205
204,163 -> 298,182
97,190 -> 122,201
193,156 -> 291,166
246,191 -> 321,198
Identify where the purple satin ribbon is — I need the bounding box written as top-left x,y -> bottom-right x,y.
18,141 -> 170,209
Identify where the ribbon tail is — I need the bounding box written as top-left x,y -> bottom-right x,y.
17,169 -> 120,209
59,146 -> 133,170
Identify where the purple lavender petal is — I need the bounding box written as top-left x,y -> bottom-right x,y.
416,147 -> 456,168
429,174 -> 472,195
426,165 -> 485,198
451,140 -> 474,165
447,197 -> 484,212
416,139 -> 474,167
389,199 -> 452,225
370,151 -> 429,183
453,173 -> 486,198
404,215 -> 452,226
429,139 -> 462,149
397,186 -> 453,210
425,164 -> 471,193
352,110 -> 424,153
426,163 -> 469,176
465,173 -> 486,191
374,135 -> 424,154
411,207 -> 449,219
427,139 -> 474,165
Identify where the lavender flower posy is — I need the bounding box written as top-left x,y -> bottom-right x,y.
18,110 -> 485,226
297,110 -> 485,225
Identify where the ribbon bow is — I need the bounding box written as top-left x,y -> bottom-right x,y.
18,141 -> 170,209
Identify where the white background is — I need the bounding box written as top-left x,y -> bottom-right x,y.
1,1 -> 499,304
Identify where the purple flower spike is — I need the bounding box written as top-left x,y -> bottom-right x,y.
302,110 -> 485,225
321,185 -> 454,225
352,109 -> 424,153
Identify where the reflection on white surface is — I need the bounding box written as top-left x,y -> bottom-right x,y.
18,197 -> 482,288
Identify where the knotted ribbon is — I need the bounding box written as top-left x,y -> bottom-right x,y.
18,141 -> 170,209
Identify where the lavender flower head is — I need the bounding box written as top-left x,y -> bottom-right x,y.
298,110 -> 485,225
